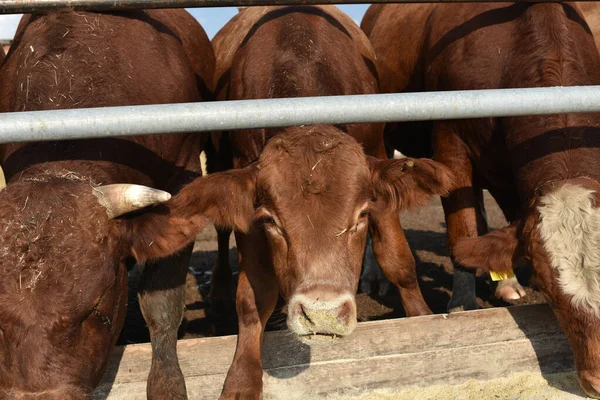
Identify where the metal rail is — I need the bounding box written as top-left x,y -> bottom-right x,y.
1,0 -> 599,14
0,86 -> 598,144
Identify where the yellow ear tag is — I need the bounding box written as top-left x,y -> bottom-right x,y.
489,270 -> 515,281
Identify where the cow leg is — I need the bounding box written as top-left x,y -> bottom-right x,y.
360,232 -> 391,296
434,122 -> 487,312
209,227 -> 234,312
138,245 -> 192,400
475,182 -> 527,301
443,185 -> 488,312
370,213 -> 432,316
220,231 -> 278,400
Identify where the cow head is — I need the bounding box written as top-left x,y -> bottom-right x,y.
129,125 -> 453,341
0,171 -> 175,397
453,177 -> 600,398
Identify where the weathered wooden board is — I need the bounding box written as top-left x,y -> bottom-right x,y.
93,304 -> 574,400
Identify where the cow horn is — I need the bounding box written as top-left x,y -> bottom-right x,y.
92,184 -> 171,219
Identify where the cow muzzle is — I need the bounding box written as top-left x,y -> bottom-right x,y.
287,292 -> 357,341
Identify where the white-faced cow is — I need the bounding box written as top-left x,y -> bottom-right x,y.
363,3 -> 600,397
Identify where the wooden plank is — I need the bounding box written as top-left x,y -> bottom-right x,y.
94,304 -> 574,399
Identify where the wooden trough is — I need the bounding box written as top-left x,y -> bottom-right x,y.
94,304 -> 578,399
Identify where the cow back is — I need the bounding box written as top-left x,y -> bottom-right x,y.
213,5 -> 384,168
0,9 -> 215,192
366,3 -> 600,199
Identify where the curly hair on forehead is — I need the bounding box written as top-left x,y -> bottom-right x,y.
257,125 -> 369,197
259,125 -> 365,165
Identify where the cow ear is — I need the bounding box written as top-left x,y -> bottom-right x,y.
121,164 -> 257,263
453,225 -> 519,273
369,157 -> 454,213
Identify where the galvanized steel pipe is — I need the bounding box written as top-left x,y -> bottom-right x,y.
1,0 -> 598,13
0,86 -> 599,144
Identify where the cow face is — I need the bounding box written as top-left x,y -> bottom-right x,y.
0,176 -> 127,397
453,177 -> 600,398
0,173 -> 174,398
130,125 -> 453,341
255,127 -> 373,338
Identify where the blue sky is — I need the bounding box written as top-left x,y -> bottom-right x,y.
0,5 -> 370,40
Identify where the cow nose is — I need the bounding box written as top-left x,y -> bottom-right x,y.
335,301 -> 352,324
579,372 -> 600,399
287,292 -> 357,338
298,301 -> 351,325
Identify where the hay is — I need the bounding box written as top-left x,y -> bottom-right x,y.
343,371 -> 587,400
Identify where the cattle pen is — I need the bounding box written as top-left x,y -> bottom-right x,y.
0,1 -> 598,399
92,305 -> 581,399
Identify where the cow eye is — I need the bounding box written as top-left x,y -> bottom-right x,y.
359,210 -> 369,219
255,208 -> 277,227
261,216 -> 276,226
257,215 -> 278,229
259,215 -> 284,236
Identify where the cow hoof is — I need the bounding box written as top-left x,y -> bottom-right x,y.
219,392 -> 261,400
495,277 -> 526,301
147,365 -> 187,400
447,295 -> 479,313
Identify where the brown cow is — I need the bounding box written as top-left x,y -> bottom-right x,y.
363,3 -> 600,397
131,6 -> 452,399
0,10 -> 214,399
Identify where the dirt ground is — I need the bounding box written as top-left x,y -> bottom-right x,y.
172,191 -> 545,341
